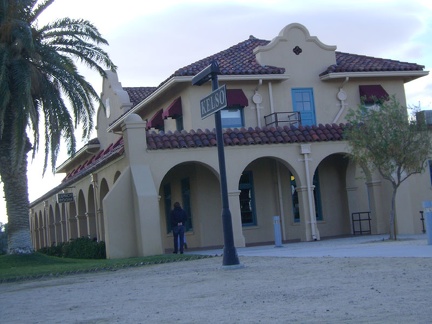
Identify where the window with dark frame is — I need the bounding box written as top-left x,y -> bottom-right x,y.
175,115 -> 184,131
239,171 -> 257,226
221,106 -> 244,128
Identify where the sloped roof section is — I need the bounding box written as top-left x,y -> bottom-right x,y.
165,36 -> 424,82
123,87 -> 157,107
30,137 -> 125,207
321,52 -> 425,76
170,36 -> 286,78
62,137 -> 125,184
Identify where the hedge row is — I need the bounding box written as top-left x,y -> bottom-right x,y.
38,237 -> 106,259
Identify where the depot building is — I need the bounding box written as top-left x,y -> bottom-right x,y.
29,23 -> 430,258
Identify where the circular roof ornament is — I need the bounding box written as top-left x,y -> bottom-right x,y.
337,89 -> 347,101
252,93 -> 262,104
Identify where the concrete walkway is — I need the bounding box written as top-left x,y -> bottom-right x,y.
188,234 -> 432,258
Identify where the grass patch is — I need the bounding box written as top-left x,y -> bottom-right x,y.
0,252 -> 212,283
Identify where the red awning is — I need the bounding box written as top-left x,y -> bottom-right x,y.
359,85 -> 389,103
162,97 -> 182,119
227,89 -> 248,107
147,109 -> 163,129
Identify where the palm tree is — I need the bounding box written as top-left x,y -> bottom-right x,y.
0,0 -> 116,254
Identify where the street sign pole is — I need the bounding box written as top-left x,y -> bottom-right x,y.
192,61 -> 240,267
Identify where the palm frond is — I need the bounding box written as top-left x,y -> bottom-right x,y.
27,0 -> 53,24
0,0 -> 116,175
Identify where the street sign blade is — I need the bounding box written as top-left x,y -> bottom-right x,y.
200,84 -> 227,119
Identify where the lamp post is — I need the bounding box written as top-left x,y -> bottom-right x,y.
192,61 -> 240,267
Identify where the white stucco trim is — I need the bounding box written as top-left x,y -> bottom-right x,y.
320,70 -> 429,81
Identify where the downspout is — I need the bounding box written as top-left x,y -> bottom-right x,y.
253,79 -> 263,128
268,82 -> 275,114
300,144 -> 320,241
332,77 -> 349,124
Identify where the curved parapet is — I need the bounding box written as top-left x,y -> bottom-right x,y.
254,23 -> 337,73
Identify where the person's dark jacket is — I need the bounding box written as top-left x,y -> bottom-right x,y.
171,206 -> 187,228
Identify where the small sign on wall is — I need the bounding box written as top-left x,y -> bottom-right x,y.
57,192 -> 74,203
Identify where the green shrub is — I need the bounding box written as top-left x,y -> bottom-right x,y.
38,244 -> 64,257
38,237 -> 106,259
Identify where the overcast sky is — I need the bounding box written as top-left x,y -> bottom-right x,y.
1,0 -> 431,224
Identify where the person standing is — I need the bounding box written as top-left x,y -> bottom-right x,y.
171,202 -> 187,254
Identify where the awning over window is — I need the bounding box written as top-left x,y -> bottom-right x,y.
359,85 -> 389,103
147,109 -> 163,129
227,89 -> 248,107
162,97 -> 182,119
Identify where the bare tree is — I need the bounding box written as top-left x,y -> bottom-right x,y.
345,96 -> 432,240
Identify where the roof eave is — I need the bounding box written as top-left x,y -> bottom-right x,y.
320,70 -> 429,82
218,74 -> 289,82
55,143 -> 101,174
106,74 -> 289,133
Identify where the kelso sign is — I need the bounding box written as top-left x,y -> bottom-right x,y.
200,84 -> 227,119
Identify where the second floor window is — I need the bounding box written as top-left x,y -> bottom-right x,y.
292,88 -> 316,126
221,106 -> 244,128
175,115 -> 184,131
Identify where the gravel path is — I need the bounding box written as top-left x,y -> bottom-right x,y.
2,255 -> 432,323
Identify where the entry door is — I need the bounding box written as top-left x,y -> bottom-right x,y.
292,88 -> 316,126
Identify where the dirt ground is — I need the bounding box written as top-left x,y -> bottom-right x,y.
1,255 -> 432,323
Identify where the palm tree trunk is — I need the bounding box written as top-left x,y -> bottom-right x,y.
0,139 -> 33,254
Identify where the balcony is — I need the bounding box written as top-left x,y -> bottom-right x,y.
264,112 -> 301,128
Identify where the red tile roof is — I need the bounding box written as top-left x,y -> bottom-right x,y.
169,36 -> 424,80
67,123 -> 345,181
148,123 -> 346,149
62,137 -> 124,183
321,52 -> 424,75
171,36 -> 285,79
123,87 -> 157,107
